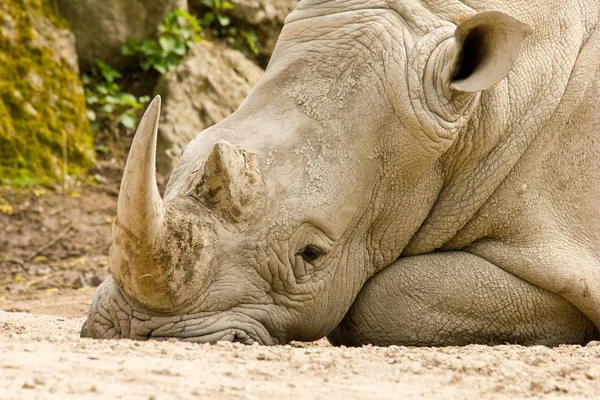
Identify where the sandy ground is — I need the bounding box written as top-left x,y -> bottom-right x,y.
0,291 -> 599,400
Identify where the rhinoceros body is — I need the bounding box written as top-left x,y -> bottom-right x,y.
82,0 -> 600,346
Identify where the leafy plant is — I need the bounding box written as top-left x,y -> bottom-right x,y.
122,9 -> 202,74
82,9 -> 201,135
198,0 -> 259,55
82,61 -> 149,131
200,0 -> 234,27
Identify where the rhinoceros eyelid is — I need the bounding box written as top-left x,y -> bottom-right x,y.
302,218 -> 339,243
297,227 -> 334,256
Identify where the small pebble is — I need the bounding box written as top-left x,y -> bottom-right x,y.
22,379 -> 36,389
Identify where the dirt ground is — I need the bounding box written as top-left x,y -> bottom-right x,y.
0,292 -> 599,399
0,160 -> 122,297
2,164 -> 600,400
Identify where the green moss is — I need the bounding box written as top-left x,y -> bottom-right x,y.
0,0 -> 94,186
38,0 -> 69,30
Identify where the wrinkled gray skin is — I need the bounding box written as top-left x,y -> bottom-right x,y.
82,0 -> 600,346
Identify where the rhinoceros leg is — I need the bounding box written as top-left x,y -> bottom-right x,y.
328,252 -> 599,347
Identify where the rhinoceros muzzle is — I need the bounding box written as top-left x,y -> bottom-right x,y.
81,276 -> 277,345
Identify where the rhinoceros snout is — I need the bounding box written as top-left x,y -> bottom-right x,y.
82,276 -> 277,345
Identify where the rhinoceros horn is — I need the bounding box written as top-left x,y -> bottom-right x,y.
110,96 -> 171,309
116,95 -> 164,242
192,140 -> 267,222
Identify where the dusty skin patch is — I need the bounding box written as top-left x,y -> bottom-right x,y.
1,292 -> 600,399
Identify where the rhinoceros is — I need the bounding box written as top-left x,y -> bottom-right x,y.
82,0 -> 600,346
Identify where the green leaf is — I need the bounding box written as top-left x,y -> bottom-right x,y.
96,60 -> 121,83
140,38 -> 160,55
86,109 -> 96,121
185,15 -> 202,32
159,36 -> 177,52
108,82 -> 121,94
173,42 -> 187,56
96,85 -> 108,95
86,94 -> 99,105
95,145 -> 110,155
99,104 -> 114,114
120,93 -> 143,108
217,15 -> 230,27
141,59 -> 153,71
203,12 -> 215,26
154,62 -> 168,74
120,113 -> 137,129
241,30 -> 259,55
104,95 -> 118,104
121,42 -> 136,56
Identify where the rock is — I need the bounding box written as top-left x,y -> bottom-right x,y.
231,0 -> 299,60
230,0 -> 297,26
56,0 -> 187,68
84,270 -> 108,287
0,0 -> 94,185
22,379 -> 36,389
29,6 -> 79,72
154,41 -> 264,177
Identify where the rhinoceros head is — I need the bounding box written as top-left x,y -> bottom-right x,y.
82,1 -> 532,344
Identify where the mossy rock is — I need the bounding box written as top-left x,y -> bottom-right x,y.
0,0 -> 94,186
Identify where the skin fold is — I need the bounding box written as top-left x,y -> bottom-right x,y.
329,253 -> 599,346
82,0 -> 600,346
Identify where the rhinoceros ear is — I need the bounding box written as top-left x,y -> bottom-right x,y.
193,141 -> 266,222
449,11 -> 533,93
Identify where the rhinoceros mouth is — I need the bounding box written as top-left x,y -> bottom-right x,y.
145,312 -> 277,345
81,276 -> 278,346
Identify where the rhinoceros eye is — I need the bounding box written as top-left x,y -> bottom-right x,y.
300,245 -> 322,262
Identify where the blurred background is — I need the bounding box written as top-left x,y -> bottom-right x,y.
0,0 -> 298,305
